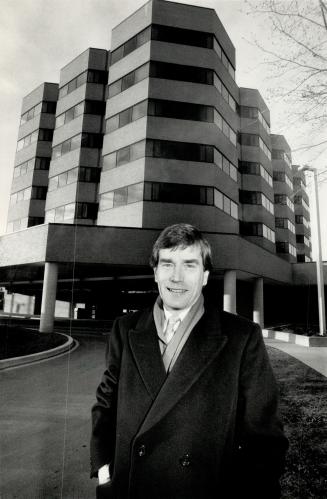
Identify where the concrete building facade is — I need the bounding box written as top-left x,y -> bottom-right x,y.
8,82 -> 58,233
2,0 -> 323,333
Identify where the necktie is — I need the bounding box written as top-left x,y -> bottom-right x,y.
164,315 -> 181,344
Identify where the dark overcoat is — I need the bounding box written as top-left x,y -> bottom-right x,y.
90,304 -> 288,499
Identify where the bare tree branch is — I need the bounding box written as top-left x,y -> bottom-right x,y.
245,0 -> 327,157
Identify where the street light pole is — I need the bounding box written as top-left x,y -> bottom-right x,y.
299,165 -> 326,336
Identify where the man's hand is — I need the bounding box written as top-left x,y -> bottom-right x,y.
98,464 -> 111,485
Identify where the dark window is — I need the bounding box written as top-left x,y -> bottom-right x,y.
144,182 -> 212,205
239,161 -> 260,175
28,217 -> 44,227
108,79 -> 122,98
84,100 -> 106,115
121,72 -> 136,91
87,70 -> 108,84
297,254 -> 305,262
132,100 -> 148,120
241,222 -> 263,236
119,108 -> 133,127
273,171 -> 285,182
124,36 -> 137,56
295,215 -> 304,224
147,139 -> 213,163
68,79 -> 77,93
110,45 -> 124,65
151,24 -> 212,49
275,217 -> 287,228
239,190 -> 261,205
296,235 -> 305,244
39,129 -> 53,141
35,157 -> 50,170
150,61 -> 213,85
294,195 -> 302,205
148,99 -> 213,122
79,167 -> 101,183
274,194 -> 287,205
31,186 -> 47,200
238,133 -> 259,147
81,133 -> 103,149
276,242 -> 288,254
42,101 -> 57,114
76,202 -> 98,219
76,72 -> 88,87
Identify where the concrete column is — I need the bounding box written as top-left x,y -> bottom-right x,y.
10,293 -> 15,315
39,263 -> 58,333
27,295 -> 34,315
69,301 -> 75,319
253,277 -> 264,328
223,270 -> 237,314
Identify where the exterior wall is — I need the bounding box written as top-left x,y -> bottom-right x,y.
7,82 -> 58,233
239,88 -> 275,253
271,134 -> 297,262
99,0 -> 239,231
292,165 -> 312,262
45,47 -> 108,226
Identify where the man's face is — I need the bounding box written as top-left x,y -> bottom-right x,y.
154,244 -> 209,311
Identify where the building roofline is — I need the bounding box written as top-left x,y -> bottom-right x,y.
59,47 -> 107,72
112,0 -> 216,32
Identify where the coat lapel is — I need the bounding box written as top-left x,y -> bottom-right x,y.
128,309 -> 167,400
136,306 -> 227,436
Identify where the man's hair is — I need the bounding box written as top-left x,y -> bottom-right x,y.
149,223 -> 212,271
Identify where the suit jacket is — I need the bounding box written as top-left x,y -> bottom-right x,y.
90,303 -> 288,499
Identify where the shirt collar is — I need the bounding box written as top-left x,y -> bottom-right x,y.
163,306 -> 191,324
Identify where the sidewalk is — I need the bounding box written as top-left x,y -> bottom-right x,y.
265,338 -> 327,377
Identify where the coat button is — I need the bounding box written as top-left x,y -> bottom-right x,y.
137,445 -> 146,457
179,454 -> 191,467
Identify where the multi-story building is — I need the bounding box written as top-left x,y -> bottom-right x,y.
271,134 -> 297,262
238,87 -> 275,253
292,165 -> 312,262
98,0 -> 239,232
45,48 -> 108,226
2,0 -> 320,332
7,82 -> 58,233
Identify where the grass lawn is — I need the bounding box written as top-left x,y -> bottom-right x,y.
0,325 -> 67,360
267,346 -> 327,499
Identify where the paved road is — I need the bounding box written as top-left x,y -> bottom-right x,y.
0,335 -> 107,499
2,333 -> 324,499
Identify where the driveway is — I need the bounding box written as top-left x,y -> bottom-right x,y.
0,334 -> 107,499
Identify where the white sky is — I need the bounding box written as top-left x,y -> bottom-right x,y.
1,0 -> 326,258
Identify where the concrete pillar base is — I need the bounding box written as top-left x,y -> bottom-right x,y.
253,277 -> 264,328
39,263 -> 58,333
223,270 -> 237,314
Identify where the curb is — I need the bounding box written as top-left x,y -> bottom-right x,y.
263,329 -> 327,347
0,333 -> 75,370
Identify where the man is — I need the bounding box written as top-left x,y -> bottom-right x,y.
90,223 -> 288,499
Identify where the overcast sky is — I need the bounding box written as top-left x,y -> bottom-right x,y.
1,0 -> 326,258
